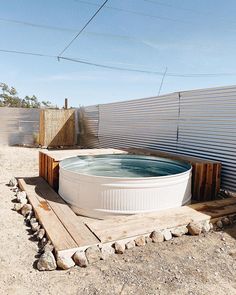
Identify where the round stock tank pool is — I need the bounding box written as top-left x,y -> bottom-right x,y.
59,154 -> 192,218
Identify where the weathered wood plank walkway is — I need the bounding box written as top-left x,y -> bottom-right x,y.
19,176 -> 236,259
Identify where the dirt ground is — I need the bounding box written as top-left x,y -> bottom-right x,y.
1,146 -> 236,295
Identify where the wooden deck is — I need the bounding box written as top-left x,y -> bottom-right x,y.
127,148 -> 221,201
39,148 -> 221,202
39,148 -> 127,191
19,177 -> 236,259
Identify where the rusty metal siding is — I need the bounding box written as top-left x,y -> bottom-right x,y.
0,107 -> 40,145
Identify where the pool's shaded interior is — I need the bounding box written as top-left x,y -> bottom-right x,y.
60,154 -> 191,178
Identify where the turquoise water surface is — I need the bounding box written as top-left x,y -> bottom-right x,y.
60,154 -> 191,178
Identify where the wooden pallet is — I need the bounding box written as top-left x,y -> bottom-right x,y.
127,148 -> 221,202
19,177 -> 236,259
39,148 -> 127,191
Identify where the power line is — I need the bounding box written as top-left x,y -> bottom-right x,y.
58,0 -> 109,57
1,48 -> 236,78
75,0 -> 192,24
144,0 -> 236,26
0,16 -> 162,50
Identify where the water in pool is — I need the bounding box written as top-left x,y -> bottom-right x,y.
60,154 -> 190,178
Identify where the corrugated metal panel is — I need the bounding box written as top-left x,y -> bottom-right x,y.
81,85 -> 236,192
176,87 -> 236,191
0,107 -> 40,145
81,105 -> 100,147
98,93 -> 179,152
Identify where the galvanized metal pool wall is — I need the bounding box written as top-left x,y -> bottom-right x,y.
80,85 -> 236,192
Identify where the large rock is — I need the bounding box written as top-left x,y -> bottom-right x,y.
171,226 -> 188,237
150,230 -> 164,243
216,220 -> 223,229
201,220 -> 211,233
145,236 -> 152,244
37,251 -> 57,271
125,240 -> 135,250
135,236 -> 146,247
16,191 -> 27,204
31,222 -> 40,232
21,204 -> 32,217
43,241 -> 54,253
162,229 -> 172,241
85,246 -> 102,264
100,245 -> 115,260
9,177 -> 17,187
57,257 -> 75,270
187,222 -> 202,235
221,217 -> 230,226
73,251 -> 88,267
114,242 -> 125,254
13,203 -> 24,211
37,228 -> 45,240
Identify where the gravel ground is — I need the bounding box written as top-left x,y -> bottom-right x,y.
1,146 -> 236,295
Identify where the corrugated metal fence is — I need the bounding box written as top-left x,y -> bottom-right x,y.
80,85 -> 236,192
0,107 -> 40,145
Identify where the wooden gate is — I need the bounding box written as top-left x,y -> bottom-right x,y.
39,109 -> 76,147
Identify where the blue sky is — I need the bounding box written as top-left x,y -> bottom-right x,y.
0,0 -> 236,107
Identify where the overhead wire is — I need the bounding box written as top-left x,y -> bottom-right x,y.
143,0 -> 236,26
58,0 -> 109,57
1,48 -> 236,78
75,0 -> 193,24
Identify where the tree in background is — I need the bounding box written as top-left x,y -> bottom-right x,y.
0,82 -> 54,108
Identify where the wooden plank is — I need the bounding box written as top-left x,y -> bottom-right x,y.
40,148 -> 127,162
18,178 -> 78,252
21,177 -> 99,247
85,197 -> 236,243
127,147 -> 221,201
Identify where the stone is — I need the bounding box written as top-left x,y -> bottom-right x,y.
12,187 -> 19,193
221,217 -> 230,226
37,251 -> 57,271
125,240 -> 135,250
187,222 -> 202,235
73,251 -> 88,267
25,211 -> 33,221
21,204 -> 32,217
114,242 -> 125,254
30,218 -> 37,227
216,220 -> 223,229
201,220 -> 211,233
85,246 -> 102,264
150,230 -> 164,243
9,177 -> 17,187
57,257 -> 75,270
13,203 -> 24,211
134,236 -> 146,247
171,226 -> 188,237
100,245 -> 115,260
31,222 -> 40,232
37,228 -> 45,240
43,241 -> 54,253
145,236 -> 152,244
162,229 -> 172,241
16,191 -> 27,204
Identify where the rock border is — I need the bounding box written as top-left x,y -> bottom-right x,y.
10,177 -> 236,271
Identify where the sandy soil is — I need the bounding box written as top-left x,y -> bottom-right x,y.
1,146 -> 236,295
